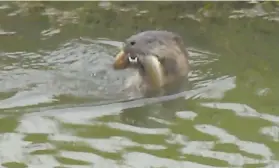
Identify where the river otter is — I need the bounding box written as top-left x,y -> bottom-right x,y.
113,30 -> 190,93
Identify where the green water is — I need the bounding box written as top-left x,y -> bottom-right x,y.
0,1 -> 279,168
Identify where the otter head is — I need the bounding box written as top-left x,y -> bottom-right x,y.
113,30 -> 190,90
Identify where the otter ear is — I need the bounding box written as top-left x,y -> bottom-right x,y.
173,35 -> 181,42
172,34 -> 189,59
172,34 -> 184,45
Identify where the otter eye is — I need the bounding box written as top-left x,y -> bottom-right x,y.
130,41 -> 136,45
128,55 -> 138,63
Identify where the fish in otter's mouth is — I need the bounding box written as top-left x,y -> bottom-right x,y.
113,30 -> 190,90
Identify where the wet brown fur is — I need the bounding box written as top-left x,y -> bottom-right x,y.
113,30 -> 190,93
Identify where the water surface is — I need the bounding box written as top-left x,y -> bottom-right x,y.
0,2 -> 279,168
